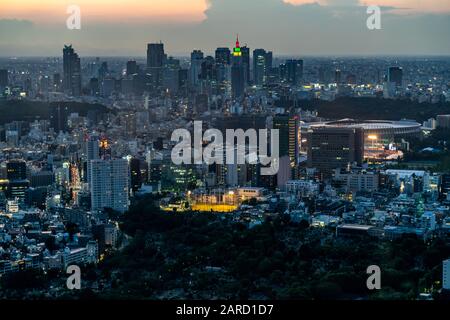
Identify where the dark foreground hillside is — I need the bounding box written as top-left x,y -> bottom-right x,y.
1,195 -> 450,300
75,196 -> 450,300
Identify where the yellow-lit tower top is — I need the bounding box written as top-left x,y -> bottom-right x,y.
233,34 -> 242,57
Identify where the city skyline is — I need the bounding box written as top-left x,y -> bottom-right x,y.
1,0 -> 450,56
1,0 -> 450,305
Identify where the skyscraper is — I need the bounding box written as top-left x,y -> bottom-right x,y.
126,60 -> 138,76
53,73 -> 61,92
241,45 -> 250,85
335,69 -> 342,84
273,115 -> 299,169
388,66 -> 403,87
285,59 -> 303,85
98,61 -> 108,80
86,134 -> 100,184
90,159 -> 129,213
190,50 -> 204,87
147,43 -> 165,89
215,47 -> 231,96
440,174 -> 450,200
444,259 -> 450,290
50,105 -> 69,133
307,127 -> 364,179
6,160 -> 29,204
7,160 -> 27,180
253,49 -> 267,86
231,36 -> 245,99
0,69 -> 8,88
215,47 -> 231,65
163,57 -> 181,94
265,51 -> 273,73
130,158 -> 142,192
63,45 -> 81,96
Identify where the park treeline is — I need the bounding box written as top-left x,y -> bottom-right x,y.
297,97 -> 450,122
2,195 -> 450,300
92,195 -> 450,300
0,100 -> 109,125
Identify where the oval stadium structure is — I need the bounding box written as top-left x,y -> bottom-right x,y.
307,119 -> 422,141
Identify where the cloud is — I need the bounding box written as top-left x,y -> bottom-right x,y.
197,0 -> 450,55
0,0 -> 449,56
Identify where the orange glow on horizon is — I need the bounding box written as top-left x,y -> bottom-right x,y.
0,0 -> 449,24
0,0 -> 209,23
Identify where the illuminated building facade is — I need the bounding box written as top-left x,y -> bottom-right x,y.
307,127 -> 364,179
90,159 -> 129,213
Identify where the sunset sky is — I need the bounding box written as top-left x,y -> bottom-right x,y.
0,0 -> 449,56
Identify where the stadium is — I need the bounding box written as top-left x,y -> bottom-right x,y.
305,119 -> 422,142
301,119 -> 423,160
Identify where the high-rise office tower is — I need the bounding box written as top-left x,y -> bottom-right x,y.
215,47 -> 231,65
39,75 -> 50,94
285,59 -> 303,85
265,51 -> 273,72
241,45 -> 250,85
190,50 -> 204,87
198,56 -> 217,96
98,61 -> 108,80
441,174 -> 450,200
63,45 -> 82,96
6,160 -> 29,203
7,160 -> 27,180
90,159 -> 129,213
231,36 -> 245,99
200,56 -> 216,80
437,115 -> 450,129
178,69 -> 189,95
86,135 -> 100,184
273,115 -> 300,169
163,57 -> 181,94
147,43 -> 165,69
130,158 -> 142,192
89,78 -> 100,96
50,105 -> 70,133
215,47 -> 231,95
264,51 -> 274,84
273,115 -> 300,185
388,66 -> 403,87
253,49 -> 267,86
444,259 -> 450,290
126,60 -> 138,76
0,69 -> 8,88
147,43 -> 165,89
335,69 -> 342,84
53,73 -> 61,92
307,127 -> 364,179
